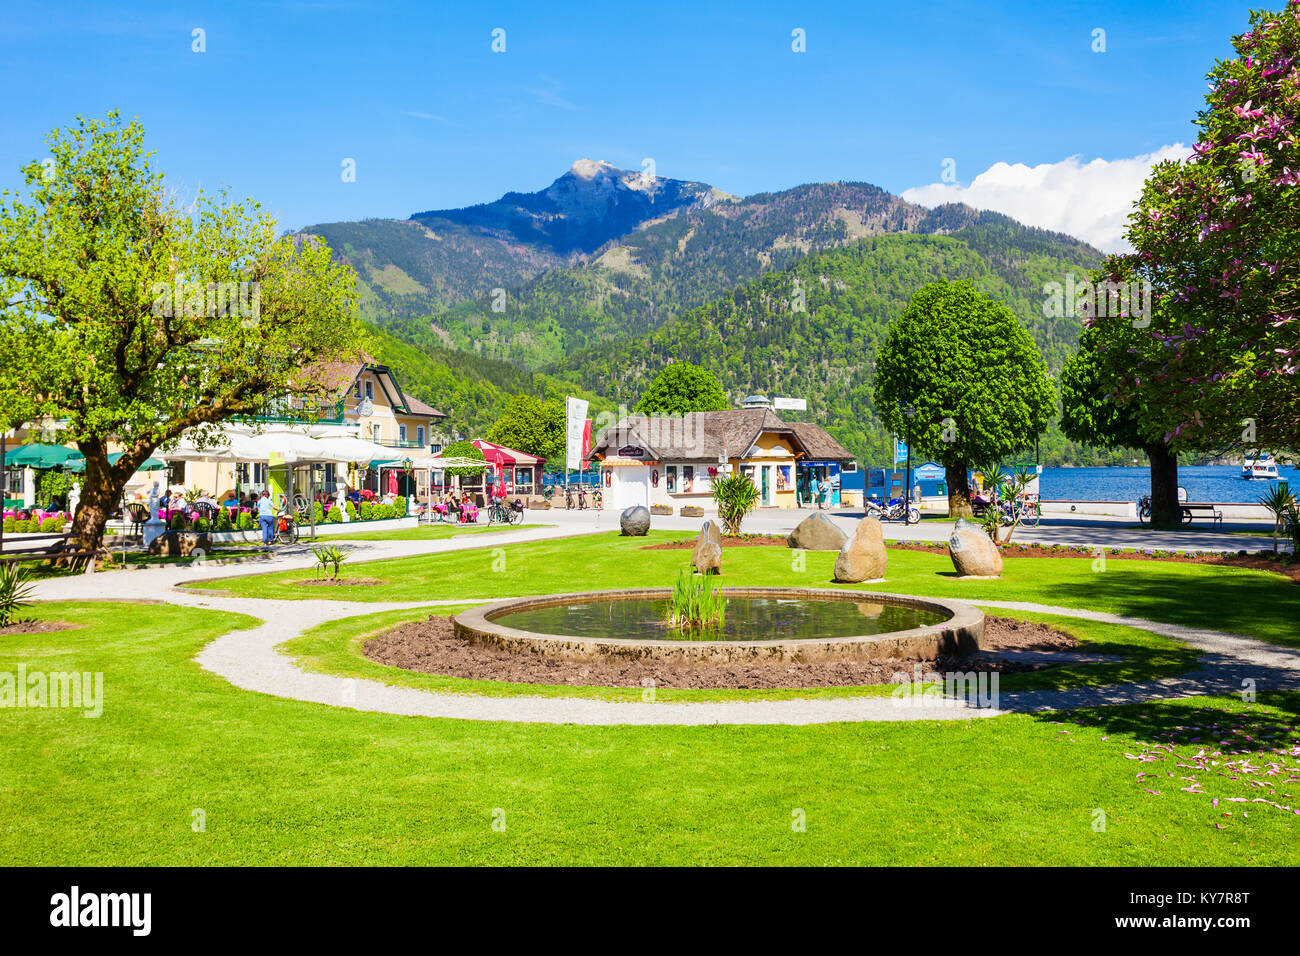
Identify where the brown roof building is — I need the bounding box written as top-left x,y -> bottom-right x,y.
591,408 -> 855,510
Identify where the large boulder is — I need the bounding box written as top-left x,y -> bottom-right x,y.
948,519 -> 1002,577
788,512 -> 848,551
833,517 -> 888,582
691,520 -> 722,575
148,530 -> 212,557
619,505 -> 651,536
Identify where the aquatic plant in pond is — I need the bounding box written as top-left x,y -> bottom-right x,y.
666,571 -> 725,630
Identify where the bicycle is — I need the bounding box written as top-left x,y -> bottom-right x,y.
274,510 -> 299,545
487,498 -> 520,526
564,485 -> 575,510
1137,494 -> 1194,526
577,486 -> 589,510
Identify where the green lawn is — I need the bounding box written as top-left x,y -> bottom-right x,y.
190,529 -> 1300,648
3,600 -> 1296,865
310,522 -> 549,542
283,606 -> 1200,703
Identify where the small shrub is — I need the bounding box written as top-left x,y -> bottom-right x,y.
215,510 -> 233,532
2,518 -> 12,533
327,506 -> 342,523
194,518 -> 210,532
236,512 -> 255,532
0,563 -> 36,627
360,502 -> 374,521
665,570 -> 726,630
346,502 -> 358,521
39,517 -> 56,533
394,496 -> 406,514
169,514 -> 185,531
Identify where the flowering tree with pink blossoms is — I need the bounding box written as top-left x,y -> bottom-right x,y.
1099,2 -> 1299,454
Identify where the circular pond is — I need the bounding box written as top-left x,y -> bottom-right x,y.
454,588 -> 983,665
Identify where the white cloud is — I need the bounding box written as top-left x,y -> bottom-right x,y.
902,145 -> 1187,253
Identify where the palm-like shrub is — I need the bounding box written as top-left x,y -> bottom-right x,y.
712,471 -> 760,535
310,544 -> 349,579
1256,483 -> 1296,554
0,564 -> 36,627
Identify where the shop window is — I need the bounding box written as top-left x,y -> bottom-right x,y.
681,465 -> 694,493
665,465 -> 677,493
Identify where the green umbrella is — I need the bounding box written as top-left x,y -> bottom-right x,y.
65,452 -> 166,474
5,443 -> 84,469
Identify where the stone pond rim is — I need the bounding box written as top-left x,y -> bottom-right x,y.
453,588 -> 983,665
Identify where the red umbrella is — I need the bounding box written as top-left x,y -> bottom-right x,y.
387,469 -> 398,495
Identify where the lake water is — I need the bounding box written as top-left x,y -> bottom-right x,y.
1040,465 -> 1298,504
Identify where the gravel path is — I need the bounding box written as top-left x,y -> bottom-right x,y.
32,525 -> 1300,725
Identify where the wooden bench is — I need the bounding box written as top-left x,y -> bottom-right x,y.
1180,502 -> 1223,529
0,533 -> 97,571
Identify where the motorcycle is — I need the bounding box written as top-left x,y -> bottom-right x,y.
864,496 -> 920,525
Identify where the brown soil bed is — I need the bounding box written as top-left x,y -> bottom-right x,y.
0,620 -> 79,635
887,539 -> 1300,582
361,614 -> 1078,690
643,535 -> 789,550
295,577 -> 386,587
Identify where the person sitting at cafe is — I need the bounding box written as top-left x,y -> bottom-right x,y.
221,490 -> 240,509
459,492 -> 477,522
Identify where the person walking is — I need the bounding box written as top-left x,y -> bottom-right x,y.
257,490 -> 276,545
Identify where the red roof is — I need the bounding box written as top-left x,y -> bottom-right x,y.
472,439 -> 544,466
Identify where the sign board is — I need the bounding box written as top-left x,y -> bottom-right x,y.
617,445 -> 646,459
565,397 -> 589,471
893,437 -> 908,465
773,397 -> 806,411
913,463 -> 945,481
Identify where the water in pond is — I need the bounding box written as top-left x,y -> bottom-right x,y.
493,596 -> 949,643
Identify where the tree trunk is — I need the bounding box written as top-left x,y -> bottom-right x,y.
70,440 -> 156,551
1147,444 -> 1181,529
946,461 -> 972,518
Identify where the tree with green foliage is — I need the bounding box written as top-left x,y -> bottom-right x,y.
438,439 -> 486,478
874,281 -> 1055,517
486,394 -> 565,464
0,112 -> 363,549
1059,325 -> 1185,527
1100,3 -> 1300,451
634,362 -> 729,416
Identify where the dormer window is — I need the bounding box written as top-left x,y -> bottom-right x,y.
364,380 -> 374,400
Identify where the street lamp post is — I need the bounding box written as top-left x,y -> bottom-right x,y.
902,403 -> 916,525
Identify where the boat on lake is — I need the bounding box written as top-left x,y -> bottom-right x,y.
1242,453 -> 1280,480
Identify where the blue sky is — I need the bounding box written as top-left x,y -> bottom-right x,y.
0,0 -> 1258,238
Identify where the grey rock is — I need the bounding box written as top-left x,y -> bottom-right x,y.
833,517 -> 888,582
620,505 -> 651,536
692,520 -> 723,574
948,527 -> 1003,577
788,512 -> 848,551
148,530 -> 212,557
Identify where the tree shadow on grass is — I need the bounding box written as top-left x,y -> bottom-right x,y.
1026,566 -> 1300,647
1036,692 -> 1300,757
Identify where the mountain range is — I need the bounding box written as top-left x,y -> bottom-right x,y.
301,161 -> 1107,464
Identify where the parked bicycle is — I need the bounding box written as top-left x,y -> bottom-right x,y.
1136,494 -> 1195,526
487,498 -> 524,526
865,496 -> 920,525
275,509 -> 299,545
